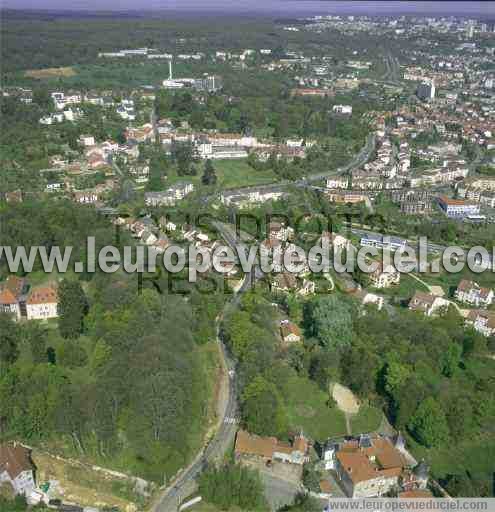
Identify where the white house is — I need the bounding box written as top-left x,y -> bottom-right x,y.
333,105 -> 352,115
362,292 -> 384,311
466,310 -> 495,337
408,291 -> 449,317
79,134 -> 96,147
369,263 -> 400,289
26,285 -> 58,320
280,320 -> 301,342
455,279 -> 493,307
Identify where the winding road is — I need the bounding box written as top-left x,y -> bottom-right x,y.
149,132 -> 377,512
152,223 -> 260,512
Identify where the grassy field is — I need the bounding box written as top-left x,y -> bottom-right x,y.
349,405 -> 383,435
285,374 -> 347,441
417,266 -> 495,299
214,159 -> 278,189
376,273 -> 429,302
165,159 -> 278,190
406,433 -> 495,486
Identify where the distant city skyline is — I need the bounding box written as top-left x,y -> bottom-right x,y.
2,1 -> 495,17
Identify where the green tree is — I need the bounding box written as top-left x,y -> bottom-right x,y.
0,313 -> 19,365
442,343 -> 462,377
199,462 -> 268,511
242,376 -> 288,436
408,397 -> 450,447
201,159 -> 217,186
57,279 -> 88,339
305,295 -> 353,350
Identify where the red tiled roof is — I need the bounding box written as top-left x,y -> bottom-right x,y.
336,437 -> 407,485
27,285 -> 58,305
0,443 -> 33,480
0,276 -> 25,305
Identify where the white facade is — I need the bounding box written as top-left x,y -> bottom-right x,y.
26,301 -> 58,320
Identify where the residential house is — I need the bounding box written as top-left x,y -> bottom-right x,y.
361,292 -> 384,311
271,272 -> 298,293
73,190 -> 100,204
26,284 -> 58,320
408,291 -> 449,317
150,236 -> 170,255
455,279 -> 493,307
331,434 -> 409,498
320,231 -> 351,251
369,263 -> 400,289
296,279 -> 316,296
280,320 -> 301,343
268,222 -> 294,242
333,105 -> 352,115
260,238 -> 284,272
235,430 -> 309,466
0,443 -> 36,497
141,230 -> 158,246
125,124 -> 154,143
0,276 -> 27,320
465,310 -> 495,337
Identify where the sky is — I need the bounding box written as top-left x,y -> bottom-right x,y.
2,0 -> 495,17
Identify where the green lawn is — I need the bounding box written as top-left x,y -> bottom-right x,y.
376,273 -> 429,301
349,405 -> 383,435
214,159 -> 278,189
406,434 -> 495,483
417,267 -> 495,299
284,374 -> 347,441
165,159 -> 278,190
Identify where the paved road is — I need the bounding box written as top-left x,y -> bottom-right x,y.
201,132 -> 377,203
153,223 -> 262,512
149,133 -> 377,511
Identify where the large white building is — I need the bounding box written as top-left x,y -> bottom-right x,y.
144,182 -> 194,206
437,196 -> 480,218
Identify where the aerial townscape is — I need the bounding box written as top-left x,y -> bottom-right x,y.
0,1 -> 495,511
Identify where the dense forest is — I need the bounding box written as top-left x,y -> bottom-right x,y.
0,11 -> 399,75
0,200 -> 221,483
